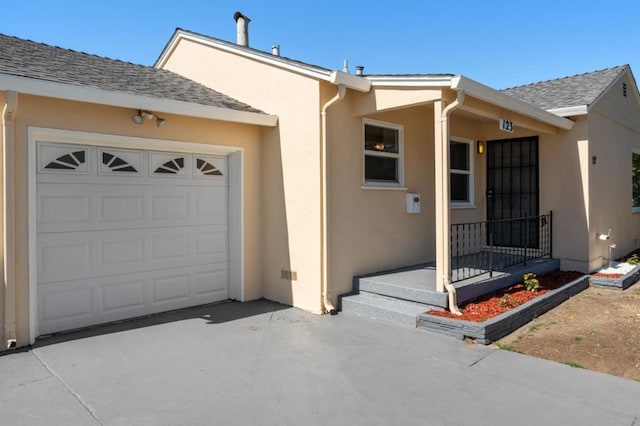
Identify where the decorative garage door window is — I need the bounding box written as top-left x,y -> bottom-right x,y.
151,153 -> 187,176
195,156 -> 225,177
99,148 -> 140,174
39,144 -> 89,173
38,145 -> 227,181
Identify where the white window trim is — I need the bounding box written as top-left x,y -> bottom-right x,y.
362,118 -> 404,188
450,136 -> 475,208
632,148 -> 640,213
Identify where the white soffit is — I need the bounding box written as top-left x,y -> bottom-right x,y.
451,76 -> 575,130
0,73 -> 278,127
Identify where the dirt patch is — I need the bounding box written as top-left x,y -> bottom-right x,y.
496,282 -> 640,381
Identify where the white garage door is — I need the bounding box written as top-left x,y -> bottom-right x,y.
36,143 -> 229,335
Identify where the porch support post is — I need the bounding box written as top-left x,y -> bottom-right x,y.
434,100 -> 448,293
434,93 -> 464,315
2,91 -> 17,348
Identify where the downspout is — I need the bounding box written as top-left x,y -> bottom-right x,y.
2,91 -> 17,348
439,91 -> 464,315
320,84 -> 346,314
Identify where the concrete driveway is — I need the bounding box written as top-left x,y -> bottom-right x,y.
1,299 -> 639,426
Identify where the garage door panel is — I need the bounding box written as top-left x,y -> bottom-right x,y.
38,226 -> 227,284
39,285 -> 92,323
151,233 -> 190,260
195,270 -> 228,296
39,238 -> 92,276
38,185 -> 226,233
195,187 -> 228,220
101,280 -> 145,312
39,194 -> 91,225
195,230 -> 228,255
152,275 -> 190,304
37,144 -> 230,335
150,194 -> 189,220
38,263 -> 228,335
100,194 -> 144,223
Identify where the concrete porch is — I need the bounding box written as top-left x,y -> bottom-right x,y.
339,256 -> 560,327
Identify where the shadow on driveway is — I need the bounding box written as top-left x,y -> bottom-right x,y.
33,298 -> 289,348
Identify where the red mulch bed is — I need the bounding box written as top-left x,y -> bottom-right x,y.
592,272 -> 623,278
427,270 -> 584,322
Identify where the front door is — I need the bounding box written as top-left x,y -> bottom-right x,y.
486,136 -> 539,248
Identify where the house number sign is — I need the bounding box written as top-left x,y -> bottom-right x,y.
499,119 -> 514,133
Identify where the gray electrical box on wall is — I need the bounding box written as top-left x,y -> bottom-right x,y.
406,193 -> 421,214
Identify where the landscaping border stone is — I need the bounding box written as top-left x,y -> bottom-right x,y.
417,275 -> 590,345
590,265 -> 640,290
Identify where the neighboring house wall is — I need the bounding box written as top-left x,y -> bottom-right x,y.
160,38 -> 325,312
588,73 -> 640,270
4,94 -> 264,346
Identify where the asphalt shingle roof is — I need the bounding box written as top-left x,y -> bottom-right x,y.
0,33 -> 264,114
501,65 -> 628,110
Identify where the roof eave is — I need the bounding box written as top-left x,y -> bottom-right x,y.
155,30 -> 331,81
330,71 -> 371,92
452,76 -> 575,130
368,75 -> 454,87
0,73 -> 278,127
547,105 -> 588,117
157,30 -> 373,93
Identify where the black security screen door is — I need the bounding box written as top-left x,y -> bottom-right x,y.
486,137 -> 539,248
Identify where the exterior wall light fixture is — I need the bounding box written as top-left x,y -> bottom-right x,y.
132,110 -> 165,127
477,140 -> 485,155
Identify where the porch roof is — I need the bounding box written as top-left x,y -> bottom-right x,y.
361,74 -> 575,132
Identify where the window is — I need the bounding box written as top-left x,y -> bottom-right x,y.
363,119 -> 403,186
633,150 -> 640,212
450,138 -> 473,206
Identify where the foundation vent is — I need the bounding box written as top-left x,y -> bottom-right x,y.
281,270 -> 298,281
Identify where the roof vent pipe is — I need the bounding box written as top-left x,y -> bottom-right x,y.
233,11 -> 251,47
343,59 -> 349,73
271,44 -> 280,56
355,65 -> 364,76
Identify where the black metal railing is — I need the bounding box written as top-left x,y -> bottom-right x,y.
450,212 -> 553,283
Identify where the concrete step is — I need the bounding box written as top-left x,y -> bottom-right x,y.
340,292 -> 441,328
358,272 -> 448,308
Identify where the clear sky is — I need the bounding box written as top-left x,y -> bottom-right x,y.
4,0 -> 640,89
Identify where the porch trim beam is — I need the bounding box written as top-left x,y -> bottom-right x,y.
352,88 -> 442,116
460,97 -> 561,135
452,76 -> 574,130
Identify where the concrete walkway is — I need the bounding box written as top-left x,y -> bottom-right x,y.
1,300 -> 639,426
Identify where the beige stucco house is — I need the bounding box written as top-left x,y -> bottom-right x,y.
1,15 -> 639,349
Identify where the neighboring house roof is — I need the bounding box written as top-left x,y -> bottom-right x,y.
0,33 -> 277,126
501,65 -> 629,115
